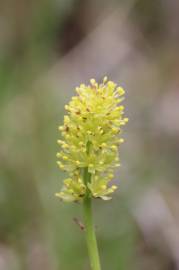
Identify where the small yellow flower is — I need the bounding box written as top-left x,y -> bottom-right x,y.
56,77 -> 128,202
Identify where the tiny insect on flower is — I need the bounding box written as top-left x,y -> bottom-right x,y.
56,77 -> 128,202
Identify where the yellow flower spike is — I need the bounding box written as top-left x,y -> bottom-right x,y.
56,77 -> 128,202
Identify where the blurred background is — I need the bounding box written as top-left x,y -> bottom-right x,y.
0,0 -> 179,269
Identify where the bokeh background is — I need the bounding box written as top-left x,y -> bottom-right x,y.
0,0 -> 179,269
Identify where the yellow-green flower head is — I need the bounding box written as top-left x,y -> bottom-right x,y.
56,77 -> 128,202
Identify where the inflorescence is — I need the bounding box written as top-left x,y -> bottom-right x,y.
56,77 -> 128,202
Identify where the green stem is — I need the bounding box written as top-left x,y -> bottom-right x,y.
83,168 -> 101,270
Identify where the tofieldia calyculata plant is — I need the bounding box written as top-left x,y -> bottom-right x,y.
56,77 -> 128,270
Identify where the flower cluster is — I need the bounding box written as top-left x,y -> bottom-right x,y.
56,77 -> 128,202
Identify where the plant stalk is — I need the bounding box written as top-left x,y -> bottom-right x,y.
83,168 -> 101,270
